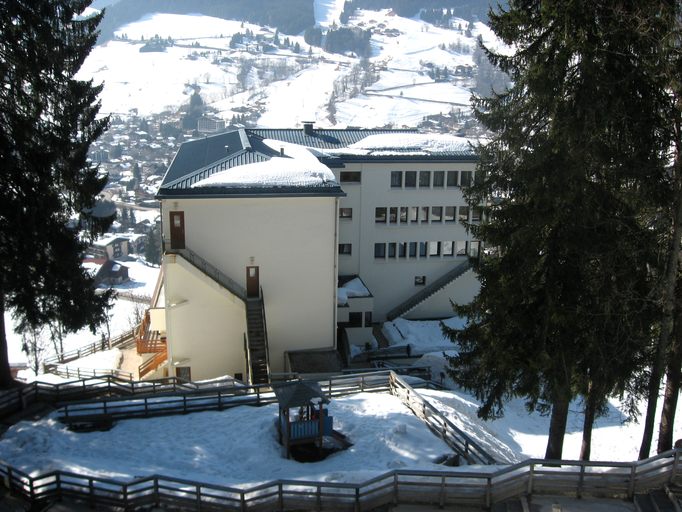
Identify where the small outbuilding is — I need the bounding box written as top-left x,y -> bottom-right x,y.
273,380 -> 333,459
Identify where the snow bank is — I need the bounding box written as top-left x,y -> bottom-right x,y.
381,316 -> 464,355
337,277 -> 371,306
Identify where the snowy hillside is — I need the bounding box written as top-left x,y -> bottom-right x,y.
78,0 -> 503,129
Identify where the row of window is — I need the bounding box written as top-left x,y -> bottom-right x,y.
390,170 -> 473,189
373,240 -> 480,259
375,205 -> 482,224
338,170 -> 475,187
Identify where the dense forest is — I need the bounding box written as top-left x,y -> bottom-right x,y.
97,0 -> 315,39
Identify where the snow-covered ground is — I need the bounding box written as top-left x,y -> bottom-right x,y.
77,1 -> 501,127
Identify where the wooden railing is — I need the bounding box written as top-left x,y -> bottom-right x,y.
1,449 -> 680,511
389,372 -> 496,465
138,348 -> 168,379
43,329 -> 137,367
48,366 -> 134,381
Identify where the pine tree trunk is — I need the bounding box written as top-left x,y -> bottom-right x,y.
657,297 -> 682,453
0,289 -> 17,388
640,123 -> 682,460
580,385 -> 598,461
545,389 -> 571,460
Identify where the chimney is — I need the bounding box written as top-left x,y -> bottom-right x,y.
303,121 -> 314,136
280,147 -> 285,156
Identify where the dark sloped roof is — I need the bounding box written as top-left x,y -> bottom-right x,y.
247,128 -> 418,149
273,380 -> 330,409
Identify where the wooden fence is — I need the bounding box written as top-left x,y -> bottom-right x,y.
1,449 -> 680,511
47,366 -> 134,382
42,328 -> 137,367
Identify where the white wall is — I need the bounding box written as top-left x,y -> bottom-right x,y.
162,195 -> 338,377
406,268 -> 480,319
335,161 -> 480,320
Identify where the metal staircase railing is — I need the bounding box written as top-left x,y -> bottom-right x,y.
168,248 -> 247,300
386,259 -> 472,320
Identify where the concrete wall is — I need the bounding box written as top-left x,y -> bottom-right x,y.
161,195 -> 338,377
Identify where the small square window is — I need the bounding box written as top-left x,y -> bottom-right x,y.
420,206 -> 429,223
460,171 -> 473,187
364,311 -> 373,326
349,312 -> 362,327
338,243 -> 352,255
419,171 -> 431,188
459,206 -> 470,222
445,206 -> 456,222
339,208 -> 353,219
409,206 -> 419,223
431,206 -> 443,222
433,171 -> 445,187
419,242 -> 427,258
415,276 -> 426,286
375,207 -> 387,223
398,242 -> 407,258
390,171 -> 402,188
340,171 -> 361,183
409,242 -> 417,257
447,171 -> 458,187
405,171 -> 417,187
400,207 -> 408,223
374,243 -> 386,258
389,207 -> 398,223
429,241 -> 441,257
388,242 -> 397,258
443,241 -> 455,256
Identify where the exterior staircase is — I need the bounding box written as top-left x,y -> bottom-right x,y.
245,295 -> 270,385
634,488 -> 680,511
386,259 -> 472,321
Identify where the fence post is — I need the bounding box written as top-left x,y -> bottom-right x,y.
360,375 -> 365,392
393,473 -> 399,505
354,487 -> 360,512
123,483 -> 128,512
439,474 -> 446,508
89,477 -> 95,508
577,464 -> 585,498
316,484 -> 322,511
527,463 -> 534,495
628,464 -> 637,499
485,476 -> 491,509
196,484 -> 202,511
278,482 -> 284,511
240,490 -> 246,512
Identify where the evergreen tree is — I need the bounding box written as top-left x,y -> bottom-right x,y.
0,0 -> 114,387
144,225 -> 162,266
445,0 -> 671,460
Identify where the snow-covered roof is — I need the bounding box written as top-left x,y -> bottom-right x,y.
331,133 -> 475,157
192,140 -> 338,189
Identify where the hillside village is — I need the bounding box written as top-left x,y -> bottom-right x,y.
1,1 -> 682,511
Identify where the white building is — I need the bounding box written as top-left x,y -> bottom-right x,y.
149,125 -> 480,382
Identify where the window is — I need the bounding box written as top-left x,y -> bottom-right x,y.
409,206 -> 419,223
419,241 -> 427,258
339,208 -> 353,219
447,171 -> 459,187
472,207 -> 482,222
364,311 -> 373,326
443,241 -> 455,256
374,243 -> 386,258
375,207 -> 387,223
431,206 -> 443,222
405,171 -> 417,187
388,242 -> 397,258
420,206 -> 429,223
456,241 -> 467,256
433,171 -> 445,187
419,171 -> 431,188
338,243 -> 352,255
445,206 -> 456,222
349,312 -> 363,327
398,242 -> 407,258
400,207 -> 408,223
460,171 -> 472,187
340,171 -> 361,183
429,241 -> 441,257
459,206 -> 470,222
389,207 -> 398,223
469,240 -> 481,258
415,276 -> 426,286
390,171 -> 402,188
409,242 -> 417,257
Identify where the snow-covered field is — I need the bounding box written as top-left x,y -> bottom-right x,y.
77,0 -> 498,127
